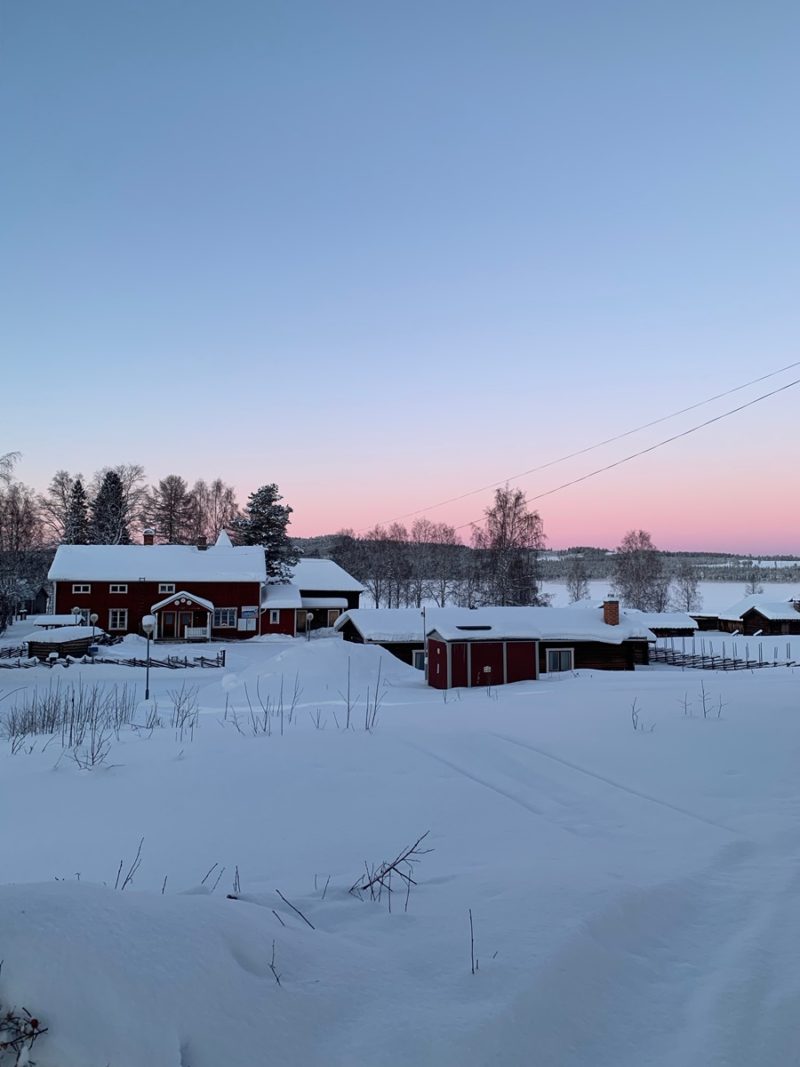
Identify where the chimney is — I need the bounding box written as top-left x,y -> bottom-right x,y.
603,598 -> 620,626
197,535 -> 208,551
143,528 -> 155,546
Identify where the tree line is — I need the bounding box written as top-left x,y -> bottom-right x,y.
0,453 -> 299,627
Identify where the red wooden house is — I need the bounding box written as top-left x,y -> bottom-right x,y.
49,530 -> 267,641
49,533 -> 364,642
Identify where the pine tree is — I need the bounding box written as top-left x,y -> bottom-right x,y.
236,484 -> 299,581
64,478 -> 89,544
90,471 -> 131,545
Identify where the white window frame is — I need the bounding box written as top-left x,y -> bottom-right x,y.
546,647 -> 574,673
212,607 -> 237,628
109,608 -> 128,631
412,649 -> 427,671
72,584 -> 91,594
109,583 -> 128,594
269,609 -> 280,625
158,583 -> 175,595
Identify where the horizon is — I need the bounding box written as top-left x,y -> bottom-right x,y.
3,2 -> 800,554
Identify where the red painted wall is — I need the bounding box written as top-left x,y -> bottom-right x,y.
428,638 -> 449,689
451,643 -> 468,688
470,642 -> 504,686
506,640 -> 538,683
259,608 -> 296,637
54,579 -> 262,639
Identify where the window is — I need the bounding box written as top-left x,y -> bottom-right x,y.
72,584 -> 91,594
412,649 -> 427,671
213,608 -> 237,628
159,583 -> 175,595
110,584 -> 128,594
109,609 -> 128,631
327,609 -> 341,627
269,609 -> 280,625
546,648 -> 574,673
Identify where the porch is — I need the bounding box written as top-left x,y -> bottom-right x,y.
150,591 -> 214,642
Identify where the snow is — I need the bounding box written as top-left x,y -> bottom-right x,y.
262,583 -> 303,609
291,558 -> 364,592
718,594 -> 800,621
149,590 -> 215,612
543,578 -> 800,614
2,622 -> 800,1064
300,596 -> 349,609
625,609 -> 697,630
48,544 -> 267,583
338,606 -> 652,644
24,625 -> 103,645
27,614 -> 78,627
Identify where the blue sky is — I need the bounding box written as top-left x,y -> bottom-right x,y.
3,1 -> 799,550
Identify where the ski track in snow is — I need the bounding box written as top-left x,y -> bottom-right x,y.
491,731 -> 739,835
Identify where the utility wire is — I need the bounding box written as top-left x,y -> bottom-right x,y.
450,375 -> 800,531
365,359 -> 800,531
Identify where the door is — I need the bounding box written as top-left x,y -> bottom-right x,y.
179,611 -> 192,637
162,611 -> 176,638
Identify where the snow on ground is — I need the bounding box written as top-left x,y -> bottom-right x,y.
543,578 -> 799,612
1,620 -> 800,1065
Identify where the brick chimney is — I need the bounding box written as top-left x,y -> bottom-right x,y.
603,598 -> 620,626
197,535 -> 208,551
143,528 -> 155,546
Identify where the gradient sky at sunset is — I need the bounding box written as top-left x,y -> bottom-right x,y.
3,1 -> 800,553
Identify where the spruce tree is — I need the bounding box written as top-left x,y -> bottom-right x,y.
236,483 -> 299,581
64,478 -> 89,544
90,471 -> 131,545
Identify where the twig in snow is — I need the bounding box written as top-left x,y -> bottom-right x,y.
269,940 -> 282,986
117,836 -> 144,887
275,889 -> 315,929
271,908 -> 286,927
200,862 -> 218,885
469,908 -> 476,975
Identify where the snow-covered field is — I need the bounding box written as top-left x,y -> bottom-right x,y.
2,620 -> 800,1065
544,578 -> 799,612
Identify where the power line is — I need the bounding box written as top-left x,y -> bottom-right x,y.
364,359 -> 800,532
451,374 -> 800,531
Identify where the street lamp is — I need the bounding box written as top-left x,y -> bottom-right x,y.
90,612 -> 98,639
306,611 -> 314,641
71,605 -> 82,626
142,614 -> 155,701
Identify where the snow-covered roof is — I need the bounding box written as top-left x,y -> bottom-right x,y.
48,544 -> 266,584
719,595 -> 800,622
262,583 -> 303,609
150,590 -> 215,613
336,607 -> 653,645
624,610 -> 697,630
26,626 -> 104,645
28,615 -> 77,627
290,559 -> 363,593
301,597 -> 349,610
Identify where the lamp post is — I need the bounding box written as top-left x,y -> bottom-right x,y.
90,612 -> 98,639
306,611 -> 314,641
141,614 -> 155,701
421,606 -> 427,674
71,605 -> 82,626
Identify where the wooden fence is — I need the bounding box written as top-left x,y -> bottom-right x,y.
651,636 -> 796,671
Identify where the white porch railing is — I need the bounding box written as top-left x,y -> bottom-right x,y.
184,626 -> 210,641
